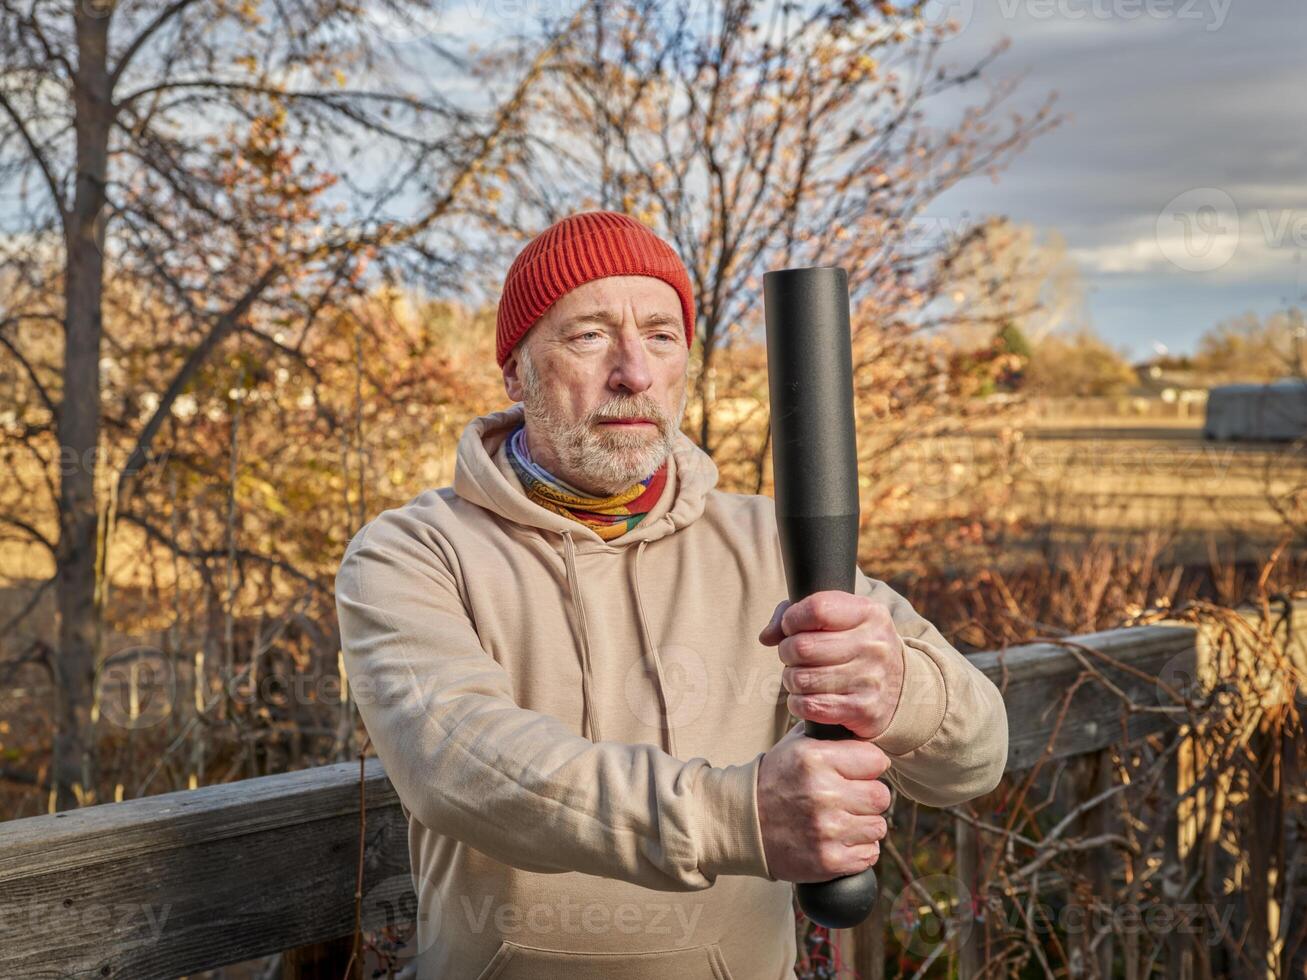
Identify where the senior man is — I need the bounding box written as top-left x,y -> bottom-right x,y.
335,210 -> 1008,980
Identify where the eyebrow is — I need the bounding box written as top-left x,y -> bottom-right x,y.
565,310 -> 682,329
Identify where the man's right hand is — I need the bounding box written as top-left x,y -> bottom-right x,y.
756,721 -> 891,883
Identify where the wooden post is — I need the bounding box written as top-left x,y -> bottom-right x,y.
1067,748 -> 1113,979
1245,718 -> 1287,979
844,887 -> 886,980
282,934 -> 360,979
955,812 -> 983,979
1287,722 -> 1306,980
1163,729 -> 1195,980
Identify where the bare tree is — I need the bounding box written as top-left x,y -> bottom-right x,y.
488,0 -> 1060,458
0,0 -> 562,809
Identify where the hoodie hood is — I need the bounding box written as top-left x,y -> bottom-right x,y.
451,401 -> 722,752
452,401 -> 719,552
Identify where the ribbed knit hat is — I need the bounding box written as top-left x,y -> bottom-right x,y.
495,211 -> 696,367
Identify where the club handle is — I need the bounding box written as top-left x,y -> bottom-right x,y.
776,511 -> 880,930
764,265 -> 878,930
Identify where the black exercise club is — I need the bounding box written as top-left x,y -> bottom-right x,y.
764,264 -> 878,930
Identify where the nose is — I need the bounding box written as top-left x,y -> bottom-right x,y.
608,329 -> 653,396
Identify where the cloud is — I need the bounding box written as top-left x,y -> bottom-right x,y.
923,0 -> 1306,352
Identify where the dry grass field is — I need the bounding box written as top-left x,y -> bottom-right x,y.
868,411 -> 1306,575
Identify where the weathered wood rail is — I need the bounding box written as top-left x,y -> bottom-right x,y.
2,597 -> 1303,979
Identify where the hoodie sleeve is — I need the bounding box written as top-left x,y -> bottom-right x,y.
334,510 -> 775,891
853,570 -> 1009,807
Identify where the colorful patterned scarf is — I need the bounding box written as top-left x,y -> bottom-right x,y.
505,424 -> 667,541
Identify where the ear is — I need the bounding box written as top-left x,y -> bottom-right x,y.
502,349 -> 525,402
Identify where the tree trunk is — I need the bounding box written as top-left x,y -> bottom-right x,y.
53,3 -> 112,811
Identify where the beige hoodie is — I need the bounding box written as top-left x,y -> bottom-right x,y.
335,403 -> 1008,980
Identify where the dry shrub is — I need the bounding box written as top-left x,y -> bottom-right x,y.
794,537 -> 1306,979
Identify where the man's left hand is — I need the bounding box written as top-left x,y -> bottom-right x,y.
758,591 -> 906,740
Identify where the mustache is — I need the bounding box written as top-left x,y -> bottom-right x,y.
587,398 -> 669,427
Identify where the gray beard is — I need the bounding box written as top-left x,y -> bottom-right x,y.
518,352 -> 687,496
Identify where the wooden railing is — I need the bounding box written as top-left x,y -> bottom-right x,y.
2,598 -> 1303,979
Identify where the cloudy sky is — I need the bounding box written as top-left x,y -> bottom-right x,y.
7,0 -> 1299,362
922,0 -> 1306,358
373,0 -> 1306,359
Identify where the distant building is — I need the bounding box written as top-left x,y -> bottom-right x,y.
1128,359 -> 1210,416
1130,359 -> 1207,399
1203,379 -> 1307,441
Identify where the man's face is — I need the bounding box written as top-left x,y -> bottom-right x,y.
502,275 -> 691,496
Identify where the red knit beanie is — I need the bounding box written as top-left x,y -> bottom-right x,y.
495,211 -> 696,367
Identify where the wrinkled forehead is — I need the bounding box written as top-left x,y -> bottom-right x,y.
541,276 -> 684,332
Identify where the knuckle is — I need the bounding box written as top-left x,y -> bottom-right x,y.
856,628 -> 877,657
810,592 -> 838,623
870,781 -> 892,812
791,633 -> 819,662
817,843 -> 846,874
812,809 -> 838,842
857,742 -> 889,772
864,599 -> 890,623
795,747 -> 822,781
802,694 -> 834,718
